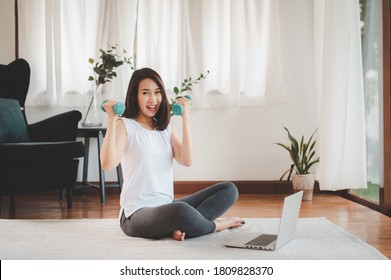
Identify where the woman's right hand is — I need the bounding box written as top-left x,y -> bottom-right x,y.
102,100 -> 118,119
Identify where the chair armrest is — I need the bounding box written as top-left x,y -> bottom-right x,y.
27,110 -> 82,142
0,141 -> 84,163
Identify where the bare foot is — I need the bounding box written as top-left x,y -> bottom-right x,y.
214,217 -> 245,232
172,230 -> 186,241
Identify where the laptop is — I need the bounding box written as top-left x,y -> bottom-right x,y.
224,191 -> 303,251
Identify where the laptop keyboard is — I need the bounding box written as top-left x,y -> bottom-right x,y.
245,234 -> 277,247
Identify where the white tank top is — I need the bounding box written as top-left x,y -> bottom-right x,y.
119,118 -> 173,218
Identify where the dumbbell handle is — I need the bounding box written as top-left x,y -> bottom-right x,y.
101,100 -> 126,115
172,95 -> 192,116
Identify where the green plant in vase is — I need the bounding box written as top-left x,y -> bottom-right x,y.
82,45 -> 133,126
275,127 -> 320,200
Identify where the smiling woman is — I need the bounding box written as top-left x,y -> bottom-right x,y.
137,79 -> 162,121
100,67 -> 244,241
121,68 -> 171,132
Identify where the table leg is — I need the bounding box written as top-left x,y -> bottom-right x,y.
82,137 -> 90,185
116,164 -> 123,191
97,131 -> 106,204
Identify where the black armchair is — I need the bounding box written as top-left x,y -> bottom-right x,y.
0,58 -> 30,121
0,59 -> 84,211
0,98 -> 84,210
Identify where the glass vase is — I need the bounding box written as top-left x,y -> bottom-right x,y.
82,84 -> 103,127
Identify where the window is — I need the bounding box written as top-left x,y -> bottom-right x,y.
346,0 -> 391,216
350,0 -> 381,203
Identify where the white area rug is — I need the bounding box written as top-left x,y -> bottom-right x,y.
0,217 -> 387,260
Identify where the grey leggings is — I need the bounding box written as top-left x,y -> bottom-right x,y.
120,181 -> 238,239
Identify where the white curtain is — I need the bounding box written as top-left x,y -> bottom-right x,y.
136,0 -> 283,108
18,0 -> 137,107
314,0 -> 367,191
18,0 -> 283,108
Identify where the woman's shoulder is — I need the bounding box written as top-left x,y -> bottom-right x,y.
120,117 -> 136,127
119,117 -> 137,137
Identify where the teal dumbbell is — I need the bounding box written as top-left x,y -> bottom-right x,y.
171,95 -> 192,116
101,99 -> 126,115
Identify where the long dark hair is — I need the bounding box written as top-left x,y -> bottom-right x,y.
123,68 -> 171,131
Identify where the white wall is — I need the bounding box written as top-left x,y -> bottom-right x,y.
1,0 -> 318,182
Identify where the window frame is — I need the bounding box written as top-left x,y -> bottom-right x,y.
342,0 -> 391,216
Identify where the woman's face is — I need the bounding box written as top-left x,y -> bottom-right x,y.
137,78 -> 162,118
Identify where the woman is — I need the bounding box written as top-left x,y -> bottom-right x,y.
100,68 -> 244,241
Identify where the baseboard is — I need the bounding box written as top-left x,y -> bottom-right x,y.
173,180 -> 322,194
77,180 -> 322,194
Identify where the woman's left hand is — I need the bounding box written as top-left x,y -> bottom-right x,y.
177,96 -> 191,119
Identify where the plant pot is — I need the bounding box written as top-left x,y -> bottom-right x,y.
291,174 -> 315,201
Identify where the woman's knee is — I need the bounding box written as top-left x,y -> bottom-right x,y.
221,181 -> 239,203
169,201 -> 196,220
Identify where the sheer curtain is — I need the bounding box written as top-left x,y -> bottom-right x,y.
314,0 -> 367,191
136,0 -> 283,108
18,0 -> 137,107
18,0 -> 283,108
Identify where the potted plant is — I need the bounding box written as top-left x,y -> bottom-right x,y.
275,127 -> 320,200
82,45 -> 133,126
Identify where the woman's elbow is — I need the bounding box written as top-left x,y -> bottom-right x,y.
101,162 -> 112,171
181,158 -> 193,167
100,159 -> 117,171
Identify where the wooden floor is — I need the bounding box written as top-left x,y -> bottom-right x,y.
1,188 -> 390,259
